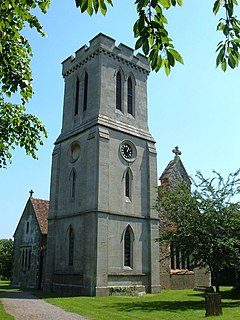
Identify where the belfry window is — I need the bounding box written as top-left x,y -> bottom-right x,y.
75,77 -> 80,116
116,71 -> 122,111
68,227 -> 74,266
71,170 -> 76,198
125,169 -> 132,200
83,72 -> 88,111
124,226 -> 133,268
127,77 -> 133,115
125,170 -> 130,198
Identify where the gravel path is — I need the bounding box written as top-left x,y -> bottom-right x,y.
1,291 -> 89,320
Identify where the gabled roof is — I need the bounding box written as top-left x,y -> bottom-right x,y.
159,147 -> 191,186
30,198 -> 49,235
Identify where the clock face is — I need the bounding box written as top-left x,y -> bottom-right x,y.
121,143 -> 133,159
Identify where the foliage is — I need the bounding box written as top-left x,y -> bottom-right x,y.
214,0 -> 240,71
0,0 -> 50,101
0,239 -> 13,279
109,286 -> 139,296
35,287 -> 240,320
0,0 -> 49,167
1,0 -> 240,167
0,97 -> 47,168
75,0 -> 240,74
155,169 -> 240,292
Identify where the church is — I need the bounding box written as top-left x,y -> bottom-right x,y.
11,34 -> 210,295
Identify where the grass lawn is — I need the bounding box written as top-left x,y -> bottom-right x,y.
36,287 -> 240,320
1,281 -> 239,320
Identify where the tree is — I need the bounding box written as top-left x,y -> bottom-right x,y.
155,169 -> 240,293
0,0 -> 49,168
2,0 -> 240,167
76,0 -> 240,74
0,239 -> 13,279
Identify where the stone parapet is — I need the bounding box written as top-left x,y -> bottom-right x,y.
62,33 -> 150,78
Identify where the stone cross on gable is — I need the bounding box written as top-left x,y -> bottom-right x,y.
29,189 -> 34,198
172,146 -> 182,157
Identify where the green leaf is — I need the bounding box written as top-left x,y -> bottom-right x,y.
142,40 -> 150,55
133,20 -> 140,36
151,0 -> 158,7
99,0 -> 108,15
164,60 -> 171,75
228,53 -> 236,68
150,49 -> 159,69
167,50 -> 175,67
87,5 -> 94,15
79,0 -> 88,12
221,58 -> 227,71
168,49 -> 184,64
93,0 -> 99,12
177,0 -> 183,6
213,0 -> 221,15
155,55 -> 163,72
159,0 -> 171,9
216,47 -> 225,67
135,37 -> 143,50
223,24 -> 230,37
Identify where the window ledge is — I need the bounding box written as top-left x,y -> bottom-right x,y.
108,271 -> 150,276
170,269 -> 194,275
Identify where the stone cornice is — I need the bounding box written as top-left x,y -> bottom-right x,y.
48,209 -> 159,222
55,115 -> 155,144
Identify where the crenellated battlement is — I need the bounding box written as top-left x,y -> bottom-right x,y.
62,33 -> 150,77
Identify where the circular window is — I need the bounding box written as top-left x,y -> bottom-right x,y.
119,141 -> 136,162
69,141 -> 80,162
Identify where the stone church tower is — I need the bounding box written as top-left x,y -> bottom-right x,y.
44,33 -> 160,296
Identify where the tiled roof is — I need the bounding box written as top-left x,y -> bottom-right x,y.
159,155 -> 190,184
30,198 -> 49,235
159,157 -> 178,181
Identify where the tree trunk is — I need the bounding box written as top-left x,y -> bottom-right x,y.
205,293 -> 222,317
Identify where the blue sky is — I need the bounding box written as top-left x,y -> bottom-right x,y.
1,0 -> 240,239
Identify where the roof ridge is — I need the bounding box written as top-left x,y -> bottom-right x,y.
30,197 -> 49,202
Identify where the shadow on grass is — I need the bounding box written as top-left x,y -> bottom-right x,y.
0,285 -> 19,291
112,300 -> 204,313
221,289 -> 240,300
0,289 -> 74,300
0,285 -> 83,300
189,289 -> 240,301
112,297 -> 240,314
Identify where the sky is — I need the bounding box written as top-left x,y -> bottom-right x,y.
1,0 -> 240,239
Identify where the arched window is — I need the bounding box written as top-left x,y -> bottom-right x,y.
71,170 -> 76,198
75,77 -> 80,116
68,226 -> 74,266
124,225 -> 133,268
127,77 -> 133,115
125,168 -> 132,200
116,71 -> 122,111
83,72 -> 88,111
